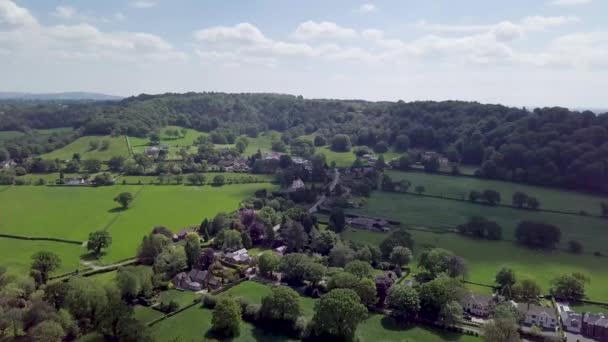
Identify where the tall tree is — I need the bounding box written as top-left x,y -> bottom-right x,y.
312,289 -> 367,340
212,297 -> 241,338
30,251 -> 61,285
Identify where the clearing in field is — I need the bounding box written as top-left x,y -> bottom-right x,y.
387,170 -> 608,215
342,228 -> 608,301
348,191 -> 608,256
41,135 -> 130,161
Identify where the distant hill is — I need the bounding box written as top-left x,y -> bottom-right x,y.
0,92 -> 122,101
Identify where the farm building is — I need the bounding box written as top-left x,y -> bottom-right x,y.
173,228 -> 196,241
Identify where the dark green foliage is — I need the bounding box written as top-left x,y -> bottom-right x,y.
458,216 -> 503,240
379,229 -> 414,259
515,221 -> 561,249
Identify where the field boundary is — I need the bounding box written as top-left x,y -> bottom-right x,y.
380,189 -> 606,219
125,135 -> 134,156
0,233 -> 82,245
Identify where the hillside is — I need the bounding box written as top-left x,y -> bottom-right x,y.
1,92 -> 607,192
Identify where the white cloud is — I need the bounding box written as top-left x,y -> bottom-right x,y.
0,1 -> 184,63
293,21 -> 357,40
51,6 -> 76,19
552,0 -> 592,6
417,16 -> 579,34
131,0 -> 158,9
358,3 -> 377,13
0,0 -> 38,28
521,16 -> 579,31
114,12 -> 126,22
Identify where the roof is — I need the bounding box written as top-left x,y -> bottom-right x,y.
462,293 -> 493,306
188,269 -> 208,282
584,313 -> 608,325
523,304 -> 557,319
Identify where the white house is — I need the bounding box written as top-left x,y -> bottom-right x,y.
461,293 -> 493,317
225,248 -> 250,264
519,303 -> 558,330
557,303 -> 582,333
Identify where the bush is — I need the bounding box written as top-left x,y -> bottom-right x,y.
294,316 -> 311,339
237,297 -> 251,312
160,300 -> 179,313
244,303 -> 261,321
202,294 -> 217,309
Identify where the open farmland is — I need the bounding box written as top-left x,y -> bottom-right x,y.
40,135 -> 130,161
118,172 -> 274,185
0,238 -> 83,275
348,190 -> 608,256
387,170 -> 608,215
342,228 -> 608,301
0,183 -> 276,270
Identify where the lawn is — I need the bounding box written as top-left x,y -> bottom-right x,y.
569,302 -> 608,314
15,172 -> 87,184
387,170 -> 608,215
133,305 -> 164,324
158,289 -> 200,308
0,183 -> 276,271
356,314 -> 480,342
318,146 -> 404,168
347,191 -> 608,256
220,281 -> 317,318
0,238 -> 83,275
102,183 -> 278,262
342,228 -> 608,301
85,270 -> 118,285
41,135 -> 130,161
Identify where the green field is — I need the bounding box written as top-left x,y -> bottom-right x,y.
220,281 -> 317,318
343,228 -> 608,301
118,172 -> 274,185
570,302 -> 608,314
159,289 -> 200,308
348,191 -> 608,256
0,238 -> 83,275
0,183 -> 276,271
356,314 -> 480,342
317,146 -> 402,168
0,127 -> 74,142
41,135 -> 130,161
151,281 -> 478,341
387,170 -> 608,215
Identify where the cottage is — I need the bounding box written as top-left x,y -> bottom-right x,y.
518,303 -> 557,330
172,272 -> 202,291
346,217 -> 390,232
173,228 -> 196,241
582,313 -> 608,341
207,275 -> 222,290
225,248 -> 250,264
558,304 -> 582,333
462,293 -> 493,317
188,269 -> 209,286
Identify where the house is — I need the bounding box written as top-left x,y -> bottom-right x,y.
274,246 -> 287,256
518,303 -> 558,330
188,269 -> 209,286
557,303 -> 582,333
63,178 -> 90,186
0,160 -> 16,169
582,313 -> 608,341
145,145 -> 168,156
421,151 -> 449,165
287,178 -> 305,192
225,248 -> 250,264
462,293 -> 493,317
172,272 -> 202,291
346,217 -> 390,232
173,228 -> 196,241
263,152 -> 283,161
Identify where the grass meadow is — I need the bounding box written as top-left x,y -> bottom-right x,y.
387,170 -> 608,216
118,172 -> 274,185
0,183 -> 277,272
41,135 -> 130,161
348,191 -> 608,256
342,228 -> 608,301
150,281 -> 478,341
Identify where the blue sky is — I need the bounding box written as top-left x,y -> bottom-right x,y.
1,0 -> 607,108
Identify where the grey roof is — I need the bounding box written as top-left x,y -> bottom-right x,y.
188,269 -> 208,283
524,304 -> 557,319
585,313 -> 608,326
462,293 -> 493,306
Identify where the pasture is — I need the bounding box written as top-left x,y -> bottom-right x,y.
41,135 -> 130,161
0,183 -> 276,271
387,170 -> 608,215
356,314 -> 480,342
342,228 -> 608,301
348,191 -> 608,256
118,172 -> 274,185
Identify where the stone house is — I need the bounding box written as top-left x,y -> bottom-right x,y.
518,303 -> 558,330
582,313 -> 608,341
461,293 -> 493,317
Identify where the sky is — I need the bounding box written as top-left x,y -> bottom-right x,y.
0,0 -> 607,108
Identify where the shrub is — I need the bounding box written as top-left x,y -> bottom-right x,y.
244,303 -> 261,321
294,316 -> 311,339
202,294 -> 217,309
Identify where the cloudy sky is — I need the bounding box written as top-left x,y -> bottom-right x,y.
1,0 -> 607,108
